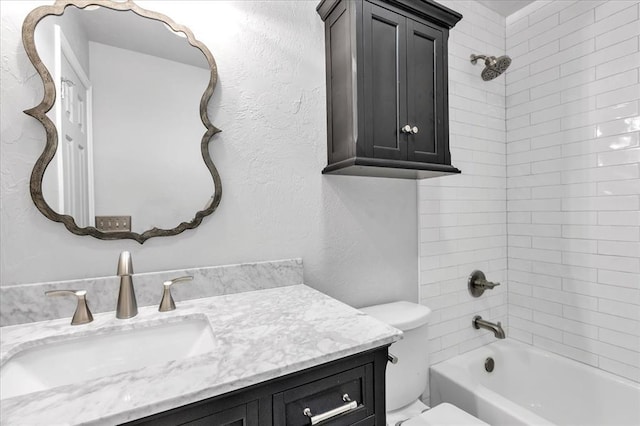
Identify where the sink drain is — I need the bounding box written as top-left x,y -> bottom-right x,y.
485,357 -> 495,372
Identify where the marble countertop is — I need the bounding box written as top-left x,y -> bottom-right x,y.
0,285 -> 401,425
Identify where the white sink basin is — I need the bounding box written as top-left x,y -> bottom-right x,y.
0,317 -> 216,399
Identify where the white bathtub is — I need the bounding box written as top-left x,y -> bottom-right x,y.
430,340 -> 640,426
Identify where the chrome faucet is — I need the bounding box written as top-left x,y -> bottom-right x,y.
473,315 -> 505,339
116,251 -> 138,319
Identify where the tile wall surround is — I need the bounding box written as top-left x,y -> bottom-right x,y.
420,0 -> 639,390
419,0 -> 508,402
505,0 -> 640,382
0,258 -> 303,327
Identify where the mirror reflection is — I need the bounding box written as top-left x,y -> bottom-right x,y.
34,4 -> 216,234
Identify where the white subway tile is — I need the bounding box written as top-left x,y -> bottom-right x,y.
562,163 -> 639,184
532,260 -> 598,282
535,311 -> 599,339
562,211 -> 599,225
563,278 -> 640,303
596,117 -> 640,140
507,14 -> 529,36
559,23 -> 597,51
563,132 -> 640,157
598,210 -> 640,225
599,299 -> 640,321
563,332 -> 639,366
510,235 -> 533,248
597,83 -> 640,109
533,236 -> 598,254
510,269 -> 562,288
508,14 -> 559,50
534,286 -> 599,310
593,3 -> 639,36
563,252 -> 639,273
509,199 -> 562,212
511,315 -> 563,341
511,247 -> 562,263
531,38 -> 595,76
531,212 -> 562,223
595,0 -> 639,21
509,223 -> 562,237
507,163 -> 531,177
530,1 -> 576,26
595,51 -> 640,80
597,147 -> 640,168
509,211 -> 532,223
562,224 -> 640,241
561,69 -> 639,104
595,19 -> 640,50
508,93 -> 561,120
598,269 -> 640,288
599,357 -> 640,383
561,37 -> 638,77
599,240 -> 640,257
529,9 -> 594,50
508,67 -> 559,97
561,182 -> 597,198
531,185 -> 564,199
534,336 -> 600,366
563,306 -> 639,334
510,258 -> 533,272
562,101 -> 638,131
558,1 -> 602,23
562,195 -> 639,211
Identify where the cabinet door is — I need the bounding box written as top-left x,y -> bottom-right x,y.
406,18 -> 445,164
185,401 -> 259,426
363,2 -> 407,161
121,398 -> 260,426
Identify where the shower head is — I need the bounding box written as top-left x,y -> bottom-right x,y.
470,54 -> 511,81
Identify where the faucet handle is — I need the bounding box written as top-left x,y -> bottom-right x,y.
159,276 -> 193,312
46,290 -> 94,325
468,270 -> 500,297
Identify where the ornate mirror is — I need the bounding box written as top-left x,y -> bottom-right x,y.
23,0 -> 222,243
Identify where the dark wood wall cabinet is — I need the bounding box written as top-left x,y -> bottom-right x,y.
121,347 -> 388,426
317,0 -> 462,179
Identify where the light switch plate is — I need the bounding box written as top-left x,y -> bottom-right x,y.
95,216 -> 131,232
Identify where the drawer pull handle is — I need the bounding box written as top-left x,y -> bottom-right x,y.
303,395 -> 358,425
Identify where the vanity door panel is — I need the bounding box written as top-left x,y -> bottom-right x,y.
121,395 -> 263,426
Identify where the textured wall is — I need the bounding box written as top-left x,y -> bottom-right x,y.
418,0 -> 507,401
0,1 -> 418,307
506,0 -> 640,382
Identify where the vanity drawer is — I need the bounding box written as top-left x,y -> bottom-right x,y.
273,364 -> 374,426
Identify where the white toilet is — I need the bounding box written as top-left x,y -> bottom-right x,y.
360,301 -> 488,426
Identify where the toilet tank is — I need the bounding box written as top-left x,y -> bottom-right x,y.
360,301 -> 431,411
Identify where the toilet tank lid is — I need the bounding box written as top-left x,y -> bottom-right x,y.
360,301 -> 431,331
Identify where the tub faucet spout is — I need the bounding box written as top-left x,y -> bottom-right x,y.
473,315 -> 505,339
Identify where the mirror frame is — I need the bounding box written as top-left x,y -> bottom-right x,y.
23,0 -> 222,244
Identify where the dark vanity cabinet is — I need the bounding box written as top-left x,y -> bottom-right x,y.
317,0 -> 462,179
122,347 -> 388,426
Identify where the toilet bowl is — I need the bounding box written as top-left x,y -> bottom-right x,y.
360,302 -> 487,426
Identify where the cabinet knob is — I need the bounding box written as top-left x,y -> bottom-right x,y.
401,124 -> 412,134
411,126 -> 419,134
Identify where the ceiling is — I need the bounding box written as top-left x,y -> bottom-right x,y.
476,0 -> 536,17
